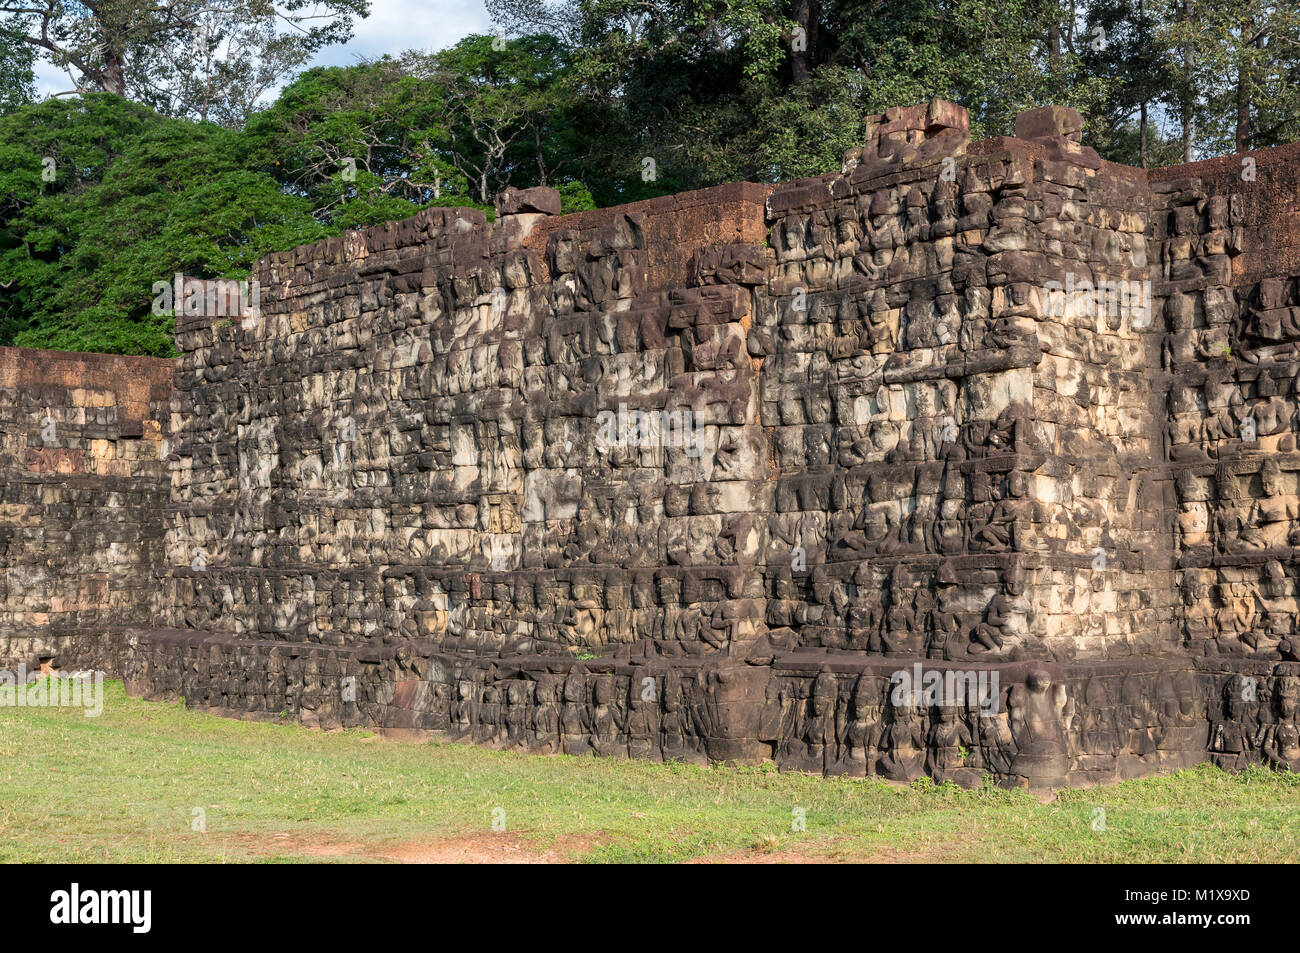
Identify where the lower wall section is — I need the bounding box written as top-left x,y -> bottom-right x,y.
124,629 -> 1293,787
0,347 -> 172,672
0,626 -> 140,675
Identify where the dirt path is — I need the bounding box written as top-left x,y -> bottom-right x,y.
220,830 -> 593,863
216,830 -> 964,864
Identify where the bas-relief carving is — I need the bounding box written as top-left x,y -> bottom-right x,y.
106,105 -> 1300,788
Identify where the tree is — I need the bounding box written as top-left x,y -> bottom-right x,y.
1083,0 -> 1177,167
830,0 -> 1110,138
402,34 -> 587,205
244,41 -> 595,228
0,94 -> 326,354
1191,0 -> 1300,154
0,14 -> 34,113
0,0 -> 370,126
244,60 -> 471,228
486,0 -> 1111,201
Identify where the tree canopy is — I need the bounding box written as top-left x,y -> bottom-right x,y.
1,0 -> 370,126
3,2 -> 1300,355
0,94 -> 327,354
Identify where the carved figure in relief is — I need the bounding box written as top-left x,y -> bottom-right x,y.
530,674 -> 560,754
879,698 -> 925,780
1209,676 -> 1253,770
660,671 -> 696,763
804,669 -> 840,770
881,566 -> 920,654
1008,667 -> 1069,784
561,668 -> 591,755
926,704 -> 972,782
503,679 -> 529,748
974,470 -> 1040,553
1239,460 -> 1295,550
971,567 -> 1030,656
591,675 -> 624,756
474,682 -> 502,744
626,674 -> 661,760
450,675 -> 477,739
840,674 -> 880,777
1259,678 -> 1300,769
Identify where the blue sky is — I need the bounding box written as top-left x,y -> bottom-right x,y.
33,0 -> 495,98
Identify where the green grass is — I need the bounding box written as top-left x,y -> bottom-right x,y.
2,680 -> 1299,863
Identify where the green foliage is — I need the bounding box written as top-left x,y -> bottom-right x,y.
7,3 -> 1300,357
1183,0 -> 1300,155
0,0 -> 370,127
556,180 -> 597,213
401,34 -> 593,205
243,60 -> 470,222
489,0 -> 1117,200
0,94 -> 325,355
0,15 -> 34,115
492,0 -> 1300,183
244,37 -> 591,221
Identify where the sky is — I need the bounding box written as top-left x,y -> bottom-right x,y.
32,0 -> 495,99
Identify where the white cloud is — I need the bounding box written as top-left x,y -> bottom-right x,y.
34,60 -> 73,99
311,0 -> 492,66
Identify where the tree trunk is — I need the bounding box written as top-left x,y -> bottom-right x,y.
1236,65 -> 1251,153
1139,0 -> 1148,167
1140,101 -> 1149,168
1235,15 -> 1256,154
100,47 -> 127,96
1181,4 -> 1195,163
535,126 -> 549,186
791,0 -> 818,83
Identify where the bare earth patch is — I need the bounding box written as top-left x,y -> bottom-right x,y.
211,828 -> 969,863
217,830 -> 595,863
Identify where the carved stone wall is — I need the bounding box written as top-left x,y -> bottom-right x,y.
12,99 -> 1297,787
0,346 -> 172,672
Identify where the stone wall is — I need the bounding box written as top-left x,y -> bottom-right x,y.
0,346 -> 171,672
1147,137 -> 1300,773
18,98 -> 1296,787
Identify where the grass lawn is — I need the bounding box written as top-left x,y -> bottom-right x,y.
1,680 -> 1298,863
